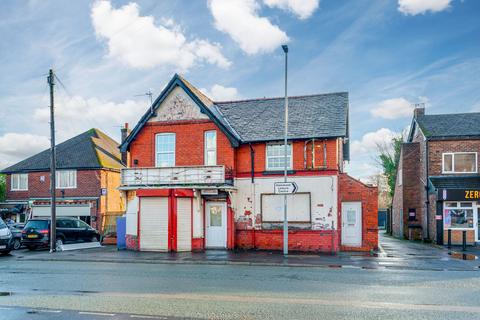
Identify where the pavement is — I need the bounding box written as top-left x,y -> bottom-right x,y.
3,231 -> 480,271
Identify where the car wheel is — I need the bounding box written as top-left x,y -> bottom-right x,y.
90,236 -> 98,242
13,239 -> 21,250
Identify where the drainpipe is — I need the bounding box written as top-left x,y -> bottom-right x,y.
323,140 -> 327,168
249,143 -> 255,183
425,140 -> 430,241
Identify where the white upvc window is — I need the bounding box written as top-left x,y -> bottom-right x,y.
204,130 -> 217,165
155,133 -> 176,167
266,143 -> 293,171
56,170 -> 77,189
11,174 -> 28,191
442,152 -> 477,174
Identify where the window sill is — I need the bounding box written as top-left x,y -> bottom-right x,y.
262,170 -> 296,175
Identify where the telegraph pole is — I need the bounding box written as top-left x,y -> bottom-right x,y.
48,69 -> 57,253
282,45 -> 289,256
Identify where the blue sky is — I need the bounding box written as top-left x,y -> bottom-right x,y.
0,0 -> 479,180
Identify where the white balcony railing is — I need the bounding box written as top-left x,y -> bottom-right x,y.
121,165 -> 226,187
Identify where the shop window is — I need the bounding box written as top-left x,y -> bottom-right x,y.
261,193 -> 311,223
11,174 -> 28,191
266,143 -> 292,171
155,133 -> 175,167
442,152 -> 477,174
56,170 -> 77,189
443,202 -> 474,229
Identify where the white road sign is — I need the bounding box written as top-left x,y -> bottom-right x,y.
274,182 -> 298,194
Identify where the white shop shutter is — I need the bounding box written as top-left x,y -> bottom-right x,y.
140,197 -> 169,251
176,198 -> 192,251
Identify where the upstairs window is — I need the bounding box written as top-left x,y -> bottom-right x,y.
442,152 -> 477,174
266,143 -> 292,171
11,174 -> 28,191
156,133 -> 175,167
56,170 -> 77,189
204,130 -> 217,165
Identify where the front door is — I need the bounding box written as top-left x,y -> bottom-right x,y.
205,202 -> 227,248
341,202 -> 362,247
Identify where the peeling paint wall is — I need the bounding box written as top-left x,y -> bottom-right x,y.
233,176 -> 338,231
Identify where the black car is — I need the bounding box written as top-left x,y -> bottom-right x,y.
22,217 -> 101,250
0,218 -> 14,255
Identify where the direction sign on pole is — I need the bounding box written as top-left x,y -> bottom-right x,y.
274,182 -> 298,194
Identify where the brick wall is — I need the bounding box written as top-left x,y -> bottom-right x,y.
235,229 -> 339,253
428,140 -> 480,176
6,170 -> 101,200
235,138 -> 340,175
129,120 -> 235,171
391,148 -> 404,238
339,174 -> 378,251
402,143 -> 423,239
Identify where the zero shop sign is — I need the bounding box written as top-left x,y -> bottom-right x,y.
274,182 -> 298,194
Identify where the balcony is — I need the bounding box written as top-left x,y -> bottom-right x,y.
121,165 -> 230,188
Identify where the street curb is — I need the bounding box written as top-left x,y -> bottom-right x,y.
13,256 -> 480,272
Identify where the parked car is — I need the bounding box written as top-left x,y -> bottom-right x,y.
22,217 -> 101,250
0,218 -> 14,255
8,224 -> 23,250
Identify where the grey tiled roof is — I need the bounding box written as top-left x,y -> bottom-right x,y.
214,93 -> 349,142
1,129 -> 124,174
416,113 -> 480,139
429,176 -> 480,189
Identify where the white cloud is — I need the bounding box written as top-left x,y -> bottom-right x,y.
0,133 -> 50,169
91,0 -> 231,70
208,0 -> 289,55
264,0 -> 319,19
351,128 -> 399,156
371,97 -> 414,119
200,84 -> 240,101
33,94 -> 147,142
398,0 -> 452,15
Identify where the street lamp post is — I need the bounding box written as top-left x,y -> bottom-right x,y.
281,45 -> 289,256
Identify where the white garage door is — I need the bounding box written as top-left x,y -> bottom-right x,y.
140,197 -> 169,252
176,198 -> 192,252
32,205 -> 90,217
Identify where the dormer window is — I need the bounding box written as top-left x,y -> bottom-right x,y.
442,152 -> 477,174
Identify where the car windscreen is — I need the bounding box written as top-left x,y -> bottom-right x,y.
24,220 -> 49,230
0,219 -> 6,229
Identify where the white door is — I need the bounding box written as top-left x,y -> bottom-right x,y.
177,198 -> 192,251
205,202 -> 227,248
341,202 -> 362,247
140,197 -> 169,251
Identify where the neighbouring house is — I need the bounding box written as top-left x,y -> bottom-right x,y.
0,129 -> 126,237
392,107 -> 480,245
119,74 -> 378,253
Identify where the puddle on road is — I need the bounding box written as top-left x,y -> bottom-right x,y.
448,252 -> 478,260
0,292 -> 13,296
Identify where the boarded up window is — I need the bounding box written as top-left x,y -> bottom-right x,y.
261,193 -> 311,223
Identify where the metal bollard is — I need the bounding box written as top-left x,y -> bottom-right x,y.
462,230 -> 467,251
447,229 -> 452,249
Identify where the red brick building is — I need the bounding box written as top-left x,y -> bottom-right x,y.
392,107 -> 480,245
120,74 -> 378,253
0,129 -> 125,235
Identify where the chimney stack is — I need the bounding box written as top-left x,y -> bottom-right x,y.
413,103 -> 425,118
120,123 -> 130,166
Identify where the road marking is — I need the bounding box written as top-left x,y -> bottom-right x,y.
130,315 -> 168,319
79,311 -> 116,316
36,309 -> 62,313
0,307 -> 12,310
